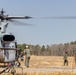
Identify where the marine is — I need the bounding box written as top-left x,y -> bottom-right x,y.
73,49 -> 76,66
24,45 -> 31,67
63,52 -> 68,66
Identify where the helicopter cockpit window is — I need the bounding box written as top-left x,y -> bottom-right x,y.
3,42 -> 16,48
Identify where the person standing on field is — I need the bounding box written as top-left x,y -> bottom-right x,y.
63,51 -> 68,66
73,49 -> 76,66
24,45 -> 31,67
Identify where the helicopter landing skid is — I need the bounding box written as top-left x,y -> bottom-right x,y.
0,60 -> 22,75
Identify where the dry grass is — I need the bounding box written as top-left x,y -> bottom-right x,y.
29,56 -> 75,67
1,56 -> 76,75
2,72 -> 76,75
24,72 -> 76,75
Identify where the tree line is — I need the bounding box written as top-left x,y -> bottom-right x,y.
17,41 -> 76,56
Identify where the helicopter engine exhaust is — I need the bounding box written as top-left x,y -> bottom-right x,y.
3,35 -> 15,41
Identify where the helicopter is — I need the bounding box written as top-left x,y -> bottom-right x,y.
0,9 -> 35,64
0,8 -> 38,74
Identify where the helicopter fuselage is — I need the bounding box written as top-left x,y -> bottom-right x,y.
0,32 -> 17,63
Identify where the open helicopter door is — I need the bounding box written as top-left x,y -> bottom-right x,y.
3,41 -> 17,62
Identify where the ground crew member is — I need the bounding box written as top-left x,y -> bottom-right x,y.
73,49 -> 76,66
63,52 -> 68,66
24,45 -> 31,67
20,51 -> 24,61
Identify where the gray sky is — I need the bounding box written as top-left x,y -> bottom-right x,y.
0,0 -> 76,46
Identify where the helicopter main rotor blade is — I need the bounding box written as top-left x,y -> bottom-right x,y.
47,16 -> 76,19
1,15 -> 76,20
30,16 -> 76,19
9,19 -> 34,26
6,16 -> 32,19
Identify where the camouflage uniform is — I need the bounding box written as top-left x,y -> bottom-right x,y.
24,47 -> 31,67
63,52 -> 68,66
73,50 -> 76,66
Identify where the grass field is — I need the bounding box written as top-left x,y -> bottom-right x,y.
29,56 -> 75,67
1,56 -> 76,75
3,72 -> 76,75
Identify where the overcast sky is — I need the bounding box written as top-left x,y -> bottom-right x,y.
0,0 -> 76,46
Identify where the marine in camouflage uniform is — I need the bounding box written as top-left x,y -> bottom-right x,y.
24,46 -> 31,67
73,49 -> 76,66
63,52 -> 68,66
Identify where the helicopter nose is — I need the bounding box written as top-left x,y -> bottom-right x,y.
3,35 -> 15,41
